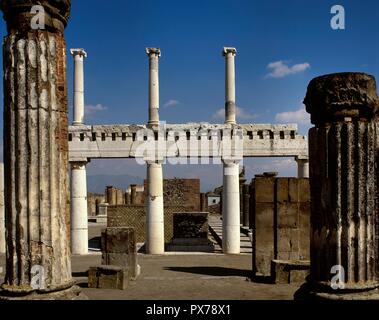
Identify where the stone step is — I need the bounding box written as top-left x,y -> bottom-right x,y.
208,215 -> 252,254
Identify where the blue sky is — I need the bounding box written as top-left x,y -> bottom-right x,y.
1,0 -> 379,191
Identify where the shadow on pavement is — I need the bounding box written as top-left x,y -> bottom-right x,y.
164,266 -> 252,278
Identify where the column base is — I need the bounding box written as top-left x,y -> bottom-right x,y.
294,282 -> 379,300
0,284 -> 88,300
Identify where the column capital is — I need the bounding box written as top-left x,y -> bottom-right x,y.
146,47 -> 161,58
304,72 -> 379,126
70,48 -> 87,58
222,47 -> 237,57
295,155 -> 309,162
1,0 -> 71,33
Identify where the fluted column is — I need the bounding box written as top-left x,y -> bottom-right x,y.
296,72 -> 379,300
0,0 -> 83,299
145,48 -> 164,254
0,163 -> 4,254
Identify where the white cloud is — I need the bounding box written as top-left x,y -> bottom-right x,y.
85,104 -> 108,115
275,106 -> 310,125
212,107 -> 258,121
163,99 -> 180,108
266,60 -> 310,78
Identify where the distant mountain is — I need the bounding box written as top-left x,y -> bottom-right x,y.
87,174 -> 144,193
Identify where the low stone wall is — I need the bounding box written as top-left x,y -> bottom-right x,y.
107,205 -> 191,243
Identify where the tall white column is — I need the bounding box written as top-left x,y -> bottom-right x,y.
146,161 -> 165,254
145,48 -> 164,254
71,162 -> 88,255
222,161 -> 241,254
0,163 -> 5,254
70,48 -> 88,255
146,48 -> 161,126
70,48 -> 87,125
223,47 -> 237,125
296,157 -> 309,178
222,47 -> 240,254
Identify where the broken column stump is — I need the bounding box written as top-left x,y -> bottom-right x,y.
295,72 -> 379,300
88,227 -> 140,290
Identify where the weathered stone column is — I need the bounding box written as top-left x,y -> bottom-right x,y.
242,184 -> 250,227
296,72 -> 379,300
222,47 -> 240,254
146,48 -> 160,126
296,156 -> 309,178
146,161 -> 165,254
69,48 -> 88,255
223,47 -> 237,125
222,160 -> 241,254
0,0 -> 83,299
0,163 -> 4,254
70,49 -> 87,125
131,184 -> 137,205
70,161 -> 88,255
145,48 -> 164,254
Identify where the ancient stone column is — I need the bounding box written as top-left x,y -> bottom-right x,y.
70,162 -> 88,255
145,48 -> 164,254
146,48 -> 161,126
146,161 -> 165,254
223,47 -> 237,125
69,48 -> 88,255
0,0 -> 83,299
222,47 -> 240,254
0,163 -> 4,254
70,49 -> 87,125
296,156 -> 309,178
106,186 -> 117,205
296,72 -> 379,300
222,160 -> 241,254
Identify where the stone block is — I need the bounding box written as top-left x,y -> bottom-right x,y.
101,253 -> 140,280
271,260 -> 310,284
276,178 -> 289,203
254,203 -> 274,228
288,178 -> 299,203
101,227 -> 136,254
298,179 -> 310,203
277,203 -> 299,229
172,212 -> 209,239
254,178 -> 275,203
88,265 -> 129,290
277,228 -> 300,254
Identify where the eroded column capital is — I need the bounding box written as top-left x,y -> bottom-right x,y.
222,47 -> 237,57
146,47 -> 161,58
304,72 -> 379,126
70,48 -> 87,58
1,0 -> 71,33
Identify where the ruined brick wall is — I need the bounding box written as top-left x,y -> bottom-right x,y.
252,177 -> 310,277
107,205 -> 191,243
87,193 -> 106,216
144,178 -> 201,210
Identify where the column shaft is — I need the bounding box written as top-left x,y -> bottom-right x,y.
146,162 -> 164,254
223,47 -> 237,125
146,48 -> 160,125
70,162 -> 88,255
222,162 -> 240,254
0,163 -> 5,254
70,49 -> 87,125
297,159 -> 309,178
2,23 -> 73,292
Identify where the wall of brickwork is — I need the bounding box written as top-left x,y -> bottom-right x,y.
107,205 -> 192,243
251,177 -> 310,277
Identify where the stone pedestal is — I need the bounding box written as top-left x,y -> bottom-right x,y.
0,0 -> 84,299
295,72 -> 379,300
